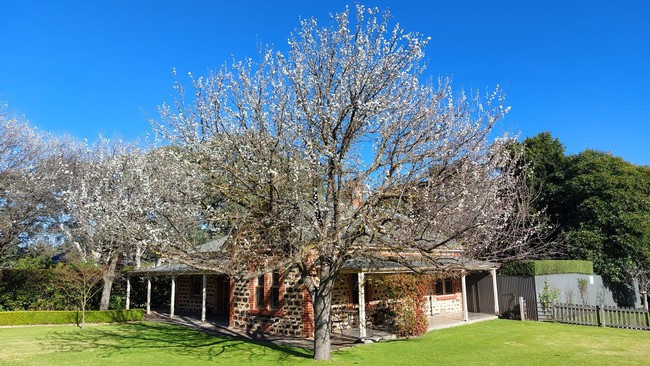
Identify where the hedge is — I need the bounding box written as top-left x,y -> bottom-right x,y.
0,309 -> 144,326
501,260 -> 594,276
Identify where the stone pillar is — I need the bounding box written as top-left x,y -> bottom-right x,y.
461,271 -> 469,321
491,268 -> 500,315
358,272 -> 366,339
170,276 -> 176,318
146,276 -> 151,315
126,276 -> 131,310
201,274 -> 207,322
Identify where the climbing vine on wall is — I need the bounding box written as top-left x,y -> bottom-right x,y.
368,274 -> 437,337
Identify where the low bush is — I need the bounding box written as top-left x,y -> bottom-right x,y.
0,309 -> 144,326
501,260 -> 594,276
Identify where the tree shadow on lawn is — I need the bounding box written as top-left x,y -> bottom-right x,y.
44,322 -> 312,363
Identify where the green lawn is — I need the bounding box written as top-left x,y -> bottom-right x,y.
0,320 -> 648,365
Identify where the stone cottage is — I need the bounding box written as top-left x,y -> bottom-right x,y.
129,243 -> 500,340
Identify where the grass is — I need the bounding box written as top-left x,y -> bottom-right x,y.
0,320 -> 648,365
333,320 -> 650,366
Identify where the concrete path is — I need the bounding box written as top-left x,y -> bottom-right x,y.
428,312 -> 498,331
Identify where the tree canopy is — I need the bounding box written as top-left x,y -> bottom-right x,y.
155,6 -> 542,360
520,132 -> 650,305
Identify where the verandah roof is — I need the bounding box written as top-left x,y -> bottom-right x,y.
340,257 -> 499,274
130,257 -> 498,276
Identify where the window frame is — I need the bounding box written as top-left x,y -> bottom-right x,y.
255,275 -> 265,309
249,271 -> 284,315
270,271 -> 280,309
435,279 -> 454,295
191,275 -> 203,297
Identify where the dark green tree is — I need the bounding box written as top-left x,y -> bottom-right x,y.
520,133 -> 650,306
565,151 -> 650,285
520,132 -> 568,226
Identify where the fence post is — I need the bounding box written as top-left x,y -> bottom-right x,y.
519,296 -> 526,321
597,304 -> 605,327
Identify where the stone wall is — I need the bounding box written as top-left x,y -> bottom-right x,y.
331,273 -> 396,330
424,278 -> 463,315
332,273 -> 352,307
175,275 -> 217,314
230,267 -> 313,338
229,271 -> 464,338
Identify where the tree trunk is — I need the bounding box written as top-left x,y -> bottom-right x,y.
99,254 -> 120,310
134,245 -> 142,269
311,265 -> 337,361
312,288 -> 333,361
81,302 -> 86,330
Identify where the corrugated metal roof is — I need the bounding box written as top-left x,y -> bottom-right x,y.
129,263 -> 223,276
341,257 -> 499,273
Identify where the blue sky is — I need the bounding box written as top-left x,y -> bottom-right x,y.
1,0 -> 649,165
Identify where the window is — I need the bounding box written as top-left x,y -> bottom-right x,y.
444,280 -> 453,294
270,272 -> 280,309
191,275 -> 203,297
256,275 -> 265,309
252,271 -> 283,312
435,280 -> 454,295
351,275 -> 359,304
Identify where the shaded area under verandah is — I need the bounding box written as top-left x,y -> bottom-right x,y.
128,264 -> 229,323
334,257 -> 501,340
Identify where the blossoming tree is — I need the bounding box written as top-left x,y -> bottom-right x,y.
64,139 -> 205,310
155,6 -> 542,360
0,107 -> 73,263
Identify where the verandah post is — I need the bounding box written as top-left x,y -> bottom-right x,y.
358,272 -> 366,339
126,276 -> 131,310
170,275 -> 176,318
461,271 -> 469,321
146,276 -> 151,315
490,268 -> 500,315
201,274 -> 207,322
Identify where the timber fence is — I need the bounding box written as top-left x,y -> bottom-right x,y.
552,303 -> 650,330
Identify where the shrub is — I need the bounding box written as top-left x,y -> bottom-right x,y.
501,260 -> 594,276
0,268 -> 101,311
538,279 -> 560,318
0,309 -> 144,326
367,274 -> 436,337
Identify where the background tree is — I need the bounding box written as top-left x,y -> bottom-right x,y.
0,106 -> 73,265
565,150 -> 650,305
56,259 -> 104,329
520,133 -> 650,306
64,139 -> 206,310
519,132 -> 568,226
156,6 -> 542,360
